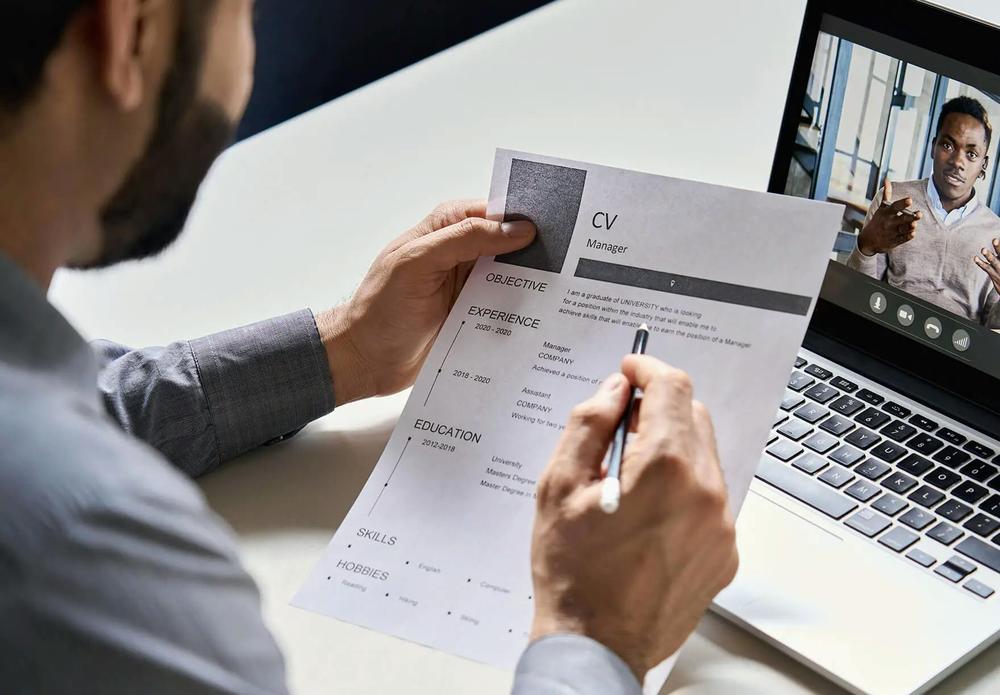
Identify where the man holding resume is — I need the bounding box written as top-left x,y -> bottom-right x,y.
0,2 -> 740,694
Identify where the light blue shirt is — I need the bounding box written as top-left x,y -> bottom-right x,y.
926,178 -> 978,227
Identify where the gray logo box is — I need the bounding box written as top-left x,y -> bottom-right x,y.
495,158 -> 587,274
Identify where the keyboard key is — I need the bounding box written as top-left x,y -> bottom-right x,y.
880,421 -> 916,443
755,456 -> 857,519
830,376 -> 858,393
933,446 -> 971,469
872,493 -> 908,516
803,364 -> 833,380
788,371 -> 815,392
939,428 -> 967,446
830,395 -> 865,416
856,459 -> 891,480
820,414 -> 855,436
909,414 -> 938,432
980,494 -> 1000,518
955,536 -> 1000,574
871,441 -> 907,463
766,440 -> 802,462
845,427 -> 880,450
908,485 -> 945,508
910,434 -> 944,456
898,453 -> 933,476
991,476 -> 1000,492
924,467 -> 962,491
964,441 -> 995,459
794,356 -> 807,369
906,548 -> 937,567
928,522 -> 964,546
794,403 -> 829,424
856,388 -> 884,406
804,383 -> 839,404
855,407 -> 890,429
964,579 -> 995,599
899,508 -> 935,531
777,418 -> 812,441
818,465 -> 854,489
960,460 -> 998,483
881,472 -> 917,494
963,513 -> 1000,538
953,481 -> 989,504
879,526 -> 919,552
845,509 -> 891,537
845,480 -> 881,502
804,431 -> 839,454
882,401 -> 911,419
947,555 -> 977,576
780,392 -> 805,411
828,444 -> 864,468
937,499 -> 973,522
792,452 -> 827,475
935,564 -> 965,583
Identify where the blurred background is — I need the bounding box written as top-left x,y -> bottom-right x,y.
787,30 -> 1000,256
237,0 -> 552,141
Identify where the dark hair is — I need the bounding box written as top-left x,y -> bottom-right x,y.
0,2 -> 88,112
0,1 -> 215,116
936,95 -> 993,148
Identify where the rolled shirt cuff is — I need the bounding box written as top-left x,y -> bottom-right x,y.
189,309 -> 335,462
512,634 -> 641,695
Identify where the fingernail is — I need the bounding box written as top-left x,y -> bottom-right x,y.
600,373 -> 625,393
501,220 -> 536,237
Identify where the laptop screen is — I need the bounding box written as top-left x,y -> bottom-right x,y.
780,14 -> 1000,380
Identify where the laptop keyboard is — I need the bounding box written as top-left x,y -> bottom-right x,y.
757,352 -> 1000,601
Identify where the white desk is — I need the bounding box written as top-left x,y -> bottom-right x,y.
50,0 -> 1000,692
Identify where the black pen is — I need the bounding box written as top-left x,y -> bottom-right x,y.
600,323 -> 650,514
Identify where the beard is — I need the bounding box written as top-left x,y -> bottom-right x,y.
73,3 -> 235,269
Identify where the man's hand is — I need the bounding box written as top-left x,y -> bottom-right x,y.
528,355 -> 739,681
974,238 -> 1000,295
315,201 -> 535,405
857,180 -> 922,256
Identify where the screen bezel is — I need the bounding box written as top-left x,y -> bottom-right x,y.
769,0 -> 1000,423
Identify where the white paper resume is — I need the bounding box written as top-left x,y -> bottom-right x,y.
294,149 -> 843,686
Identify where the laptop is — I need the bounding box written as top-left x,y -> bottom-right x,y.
715,1 -> 1000,693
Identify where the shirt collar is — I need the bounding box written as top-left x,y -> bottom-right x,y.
927,177 -> 978,226
0,251 -> 98,397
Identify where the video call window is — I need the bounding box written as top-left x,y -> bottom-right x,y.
786,30 -> 1000,332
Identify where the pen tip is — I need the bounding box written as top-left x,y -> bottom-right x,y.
639,323 -> 649,331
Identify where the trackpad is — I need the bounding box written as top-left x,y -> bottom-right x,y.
714,486 -> 984,691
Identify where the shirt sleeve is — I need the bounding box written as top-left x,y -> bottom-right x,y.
2,451 -> 289,695
511,634 -> 642,695
846,193 -> 887,280
94,310 -> 336,478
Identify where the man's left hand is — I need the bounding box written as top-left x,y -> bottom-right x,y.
315,200 -> 535,405
974,238 -> 1000,295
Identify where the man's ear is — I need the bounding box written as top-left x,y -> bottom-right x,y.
982,155 -> 989,180
95,0 -> 147,111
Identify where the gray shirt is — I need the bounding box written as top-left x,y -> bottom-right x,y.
0,253 -> 639,694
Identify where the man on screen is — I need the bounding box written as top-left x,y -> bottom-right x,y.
848,96 -> 1000,328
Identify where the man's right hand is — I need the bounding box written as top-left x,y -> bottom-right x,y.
528,355 -> 739,682
856,180 -> 922,256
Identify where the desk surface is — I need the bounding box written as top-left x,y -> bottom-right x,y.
50,0 -> 1000,692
